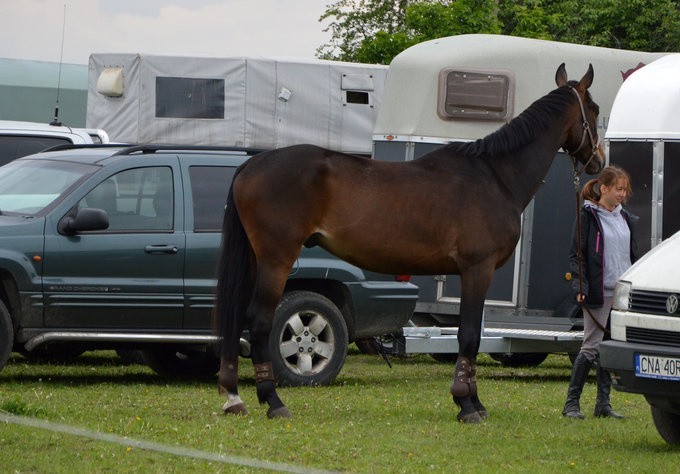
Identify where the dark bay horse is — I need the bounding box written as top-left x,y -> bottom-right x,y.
214,64 -> 605,422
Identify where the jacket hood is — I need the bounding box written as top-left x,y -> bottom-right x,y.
584,200 -> 623,216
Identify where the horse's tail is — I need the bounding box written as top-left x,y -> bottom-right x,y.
213,170 -> 254,362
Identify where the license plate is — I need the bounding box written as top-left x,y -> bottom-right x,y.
635,354 -> 680,381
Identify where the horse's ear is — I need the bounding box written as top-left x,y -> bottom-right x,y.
578,64 -> 595,90
555,63 -> 568,87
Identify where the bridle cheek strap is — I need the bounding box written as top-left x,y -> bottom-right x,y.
567,86 -> 600,175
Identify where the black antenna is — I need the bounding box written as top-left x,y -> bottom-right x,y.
50,4 -> 67,126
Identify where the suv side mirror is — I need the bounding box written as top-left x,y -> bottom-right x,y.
59,208 -> 109,235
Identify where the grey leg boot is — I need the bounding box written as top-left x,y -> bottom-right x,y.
562,352 -> 592,419
594,361 -> 624,419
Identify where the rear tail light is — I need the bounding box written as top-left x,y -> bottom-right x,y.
395,274 -> 411,282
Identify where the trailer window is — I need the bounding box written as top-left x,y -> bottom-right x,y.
438,69 -> 514,121
155,77 -> 224,119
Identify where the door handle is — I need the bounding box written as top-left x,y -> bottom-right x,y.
144,244 -> 179,254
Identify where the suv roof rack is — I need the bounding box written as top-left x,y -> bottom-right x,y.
111,145 -> 267,156
40,143 -> 268,155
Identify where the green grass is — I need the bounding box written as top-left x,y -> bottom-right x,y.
0,349 -> 677,473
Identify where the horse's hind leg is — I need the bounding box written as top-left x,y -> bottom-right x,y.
219,356 -> 249,416
451,264 -> 493,423
248,265 -> 292,419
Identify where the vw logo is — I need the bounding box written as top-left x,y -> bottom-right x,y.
667,294 -> 680,315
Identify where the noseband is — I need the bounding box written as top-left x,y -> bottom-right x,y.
567,86 -> 600,176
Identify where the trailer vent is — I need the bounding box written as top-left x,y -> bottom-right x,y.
438,68 -> 514,121
97,67 -> 125,97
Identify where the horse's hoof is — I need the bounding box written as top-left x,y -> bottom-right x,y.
222,402 -> 249,416
477,409 -> 489,420
457,411 -> 483,424
267,406 -> 292,419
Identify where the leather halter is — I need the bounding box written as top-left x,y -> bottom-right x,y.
566,86 -> 600,175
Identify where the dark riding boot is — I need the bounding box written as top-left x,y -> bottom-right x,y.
593,362 -> 624,419
562,352 -> 592,419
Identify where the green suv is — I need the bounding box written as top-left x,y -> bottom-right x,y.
0,145 -> 418,385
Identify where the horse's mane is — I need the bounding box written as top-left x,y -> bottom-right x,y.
446,82 -> 578,158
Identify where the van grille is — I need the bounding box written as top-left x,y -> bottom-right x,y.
626,327 -> 680,347
629,290 -> 674,315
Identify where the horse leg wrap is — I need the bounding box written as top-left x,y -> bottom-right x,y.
254,362 -> 276,404
222,393 -> 249,416
450,356 -> 472,398
450,356 -> 483,423
254,362 -> 291,418
254,362 -> 275,384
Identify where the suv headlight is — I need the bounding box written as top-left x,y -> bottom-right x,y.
612,280 -> 631,310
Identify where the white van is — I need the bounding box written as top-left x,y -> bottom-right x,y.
600,231 -> 680,444
0,120 -> 109,167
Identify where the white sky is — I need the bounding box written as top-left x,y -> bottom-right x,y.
0,0 -> 333,65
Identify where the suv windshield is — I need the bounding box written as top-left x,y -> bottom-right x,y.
0,159 -> 96,215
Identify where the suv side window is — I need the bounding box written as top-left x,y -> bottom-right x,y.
188,165 -> 235,231
80,166 -> 174,231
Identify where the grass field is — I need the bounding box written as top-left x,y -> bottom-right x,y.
0,348 -> 677,473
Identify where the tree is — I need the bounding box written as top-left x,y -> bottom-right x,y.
542,0 -> 680,52
318,0 -> 680,64
316,0 -> 410,61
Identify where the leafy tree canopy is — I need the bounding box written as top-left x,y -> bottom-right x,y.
317,0 -> 680,64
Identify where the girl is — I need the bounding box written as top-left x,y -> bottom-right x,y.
563,165 -> 637,419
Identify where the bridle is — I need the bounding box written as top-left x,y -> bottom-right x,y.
568,86 -> 610,335
566,86 -> 601,175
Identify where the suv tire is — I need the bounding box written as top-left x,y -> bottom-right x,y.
651,404 -> 680,445
270,291 -> 348,387
0,300 -> 12,372
141,348 -> 219,378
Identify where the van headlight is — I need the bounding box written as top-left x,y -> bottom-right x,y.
612,280 -> 631,310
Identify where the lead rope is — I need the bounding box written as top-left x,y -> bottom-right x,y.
572,164 -> 610,336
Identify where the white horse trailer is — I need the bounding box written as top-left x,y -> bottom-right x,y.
606,54 -> 680,254
374,35 -> 668,364
87,54 -> 387,155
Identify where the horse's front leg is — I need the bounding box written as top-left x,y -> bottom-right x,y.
451,265 -> 493,423
248,270 -> 292,419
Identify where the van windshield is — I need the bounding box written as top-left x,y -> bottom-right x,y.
0,159 -> 96,215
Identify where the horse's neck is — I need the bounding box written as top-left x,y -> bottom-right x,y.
490,122 -> 565,212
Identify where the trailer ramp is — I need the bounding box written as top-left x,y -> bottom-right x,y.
401,326 -> 583,355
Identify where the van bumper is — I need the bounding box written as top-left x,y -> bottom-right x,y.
600,339 -> 680,413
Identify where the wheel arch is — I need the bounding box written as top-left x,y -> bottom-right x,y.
0,269 -> 21,335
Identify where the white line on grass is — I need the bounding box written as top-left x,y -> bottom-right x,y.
0,412 -> 335,473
